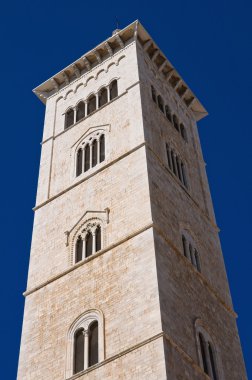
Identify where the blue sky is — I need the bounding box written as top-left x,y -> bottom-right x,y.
1,0 -> 251,378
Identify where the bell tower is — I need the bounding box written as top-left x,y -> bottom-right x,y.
18,21 -> 247,379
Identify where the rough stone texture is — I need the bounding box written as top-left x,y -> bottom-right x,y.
18,28 -> 247,380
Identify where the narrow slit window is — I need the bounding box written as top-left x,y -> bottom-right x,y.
166,144 -> 172,169
88,321 -> 98,367
95,226 -> 101,252
65,108 -> 74,129
110,80 -> 118,100
182,235 -> 187,257
99,87 -> 108,107
180,123 -> 187,141
171,151 -> 176,175
76,101 -> 85,122
194,249 -> 201,272
173,115 -> 179,131
151,86 -> 156,103
176,157 -> 182,182
92,140 -> 98,167
87,95 -> 96,115
76,236 -> 83,263
181,162 -> 188,188
165,105 -> 172,122
100,135 -> 105,162
84,144 -> 90,172
157,95 -> 164,112
208,342 -> 218,380
76,149 -> 83,177
85,231 -> 93,258
199,333 -> 209,374
74,328 -> 84,374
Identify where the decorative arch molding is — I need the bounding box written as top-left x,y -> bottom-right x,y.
65,309 -> 105,378
59,54 -> 125,100
65,209 -> 110,265
194,318 -> 223,380
71,124 -> 111,151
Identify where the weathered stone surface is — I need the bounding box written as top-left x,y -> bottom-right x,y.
18,22 -> 247,380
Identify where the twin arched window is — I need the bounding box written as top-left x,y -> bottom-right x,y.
76,134 -> 105,177
75,225 -> 102,263
151,85 -> 187,142
66,310 -> 104,377
166,143 -> 188,189
198,331 -> 218,379
181,233 -> 201,272
65,80 -> 118,129
74,321 -> 98,374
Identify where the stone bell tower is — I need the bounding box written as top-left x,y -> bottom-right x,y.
17,21 -> 247,379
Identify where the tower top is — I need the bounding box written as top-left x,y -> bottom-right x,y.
33,20 -> 207,121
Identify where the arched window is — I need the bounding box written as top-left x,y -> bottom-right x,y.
110,80 -> 118,100
87,95 -> 96,115
151,85 -> 156,103
65,108 -> 74,129
171,151 -> 176,175
76,148 -> 83,177
85,231 -> 93,258
180,123 -> 187,141
88,321 -> 98,367
208,342 -> 218,380
74,328 -> 84,374
197,328 -> 219,380
84,144 -> 90,172
99,87 -> 108,107
95,226 -> 101,252
176,156 -> 182,182
157,95 -> 164,113
166,144 -> 172,170
76,236 -> 83,263
76,101 -> 85,122
165,105 -> 172,122
100,135 -> 105,163
66,310 -> 104,377
92,140 -> 98,167
180,231 -> 201,272
172,114 -> 179,131
199,333 -> 208,374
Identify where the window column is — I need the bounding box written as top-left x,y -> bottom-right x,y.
84,101 -> 88,117
84,331 -> 89,370
92,231 -> 96,255
95,93 -> 99,110
107,86 -> 110,102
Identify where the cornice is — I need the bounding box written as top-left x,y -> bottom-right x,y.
33,20 -> 207,122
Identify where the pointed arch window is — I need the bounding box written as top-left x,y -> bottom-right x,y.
65,108 -> 74,129
180,123 -> 187,141
76,101 -> 86,122
110,80 -> 118,100
99,87 -> 108,107
197,327 -> 219,380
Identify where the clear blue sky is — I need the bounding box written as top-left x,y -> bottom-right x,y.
1,1 -> 251,378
